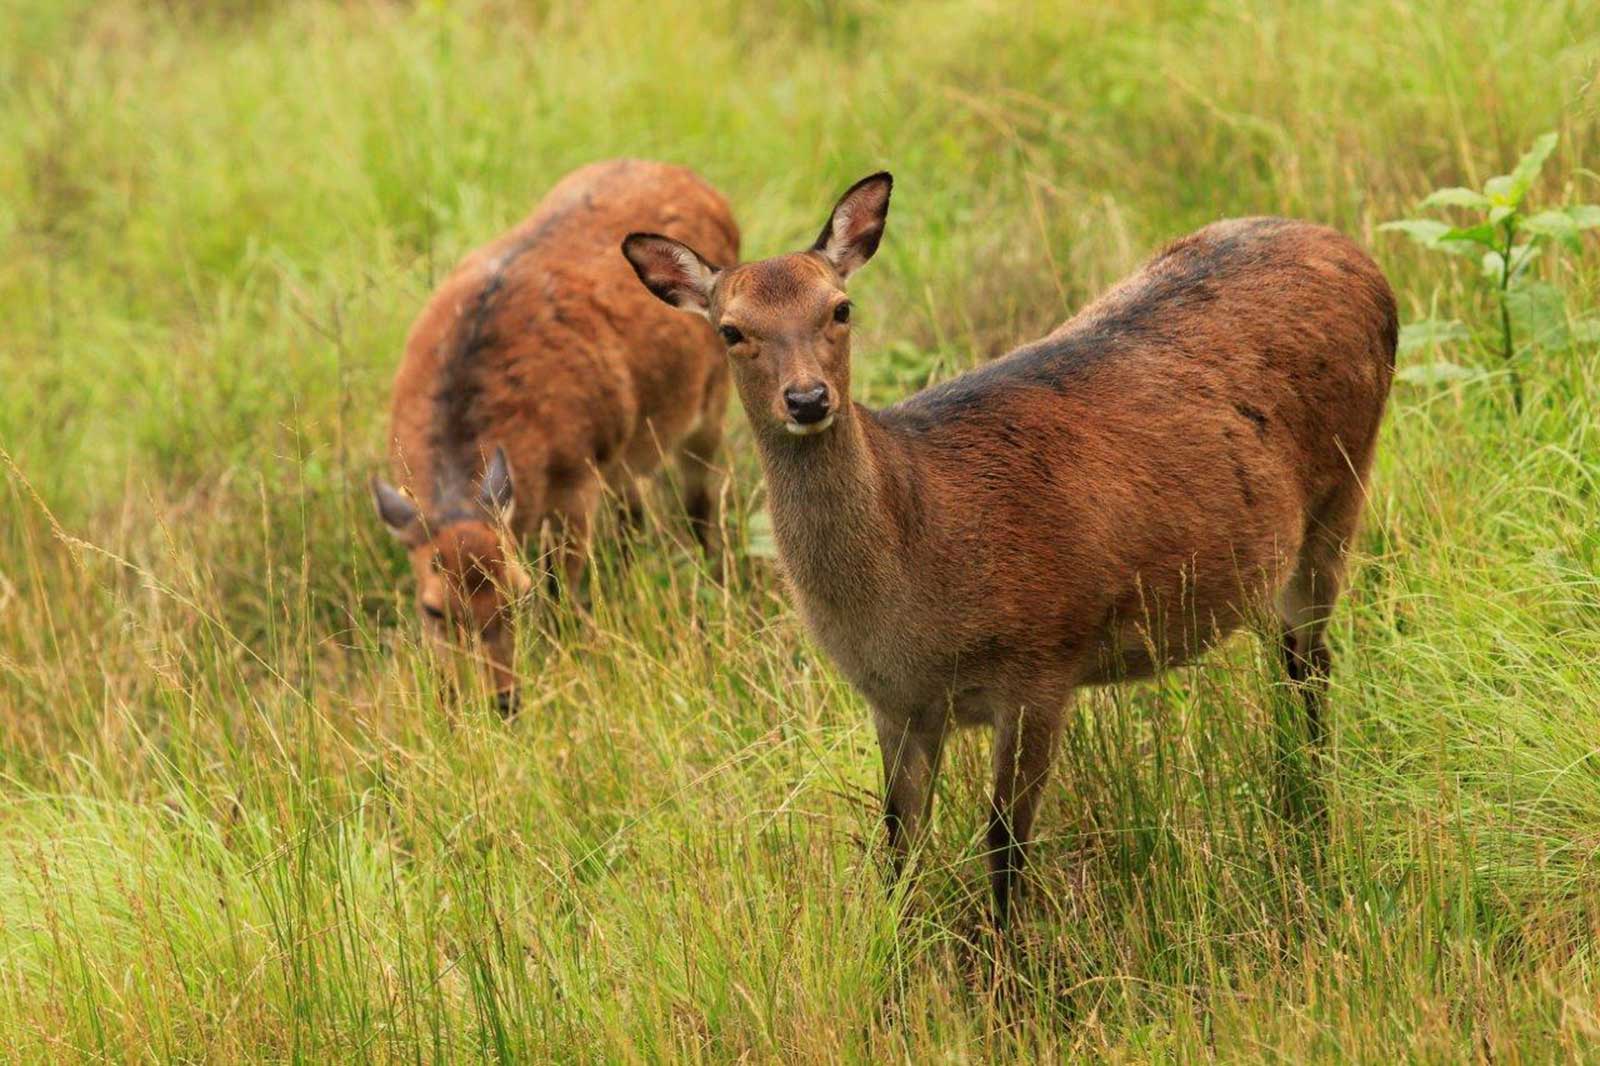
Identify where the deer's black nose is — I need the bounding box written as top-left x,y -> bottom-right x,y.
495,689 -> 521,720
784,383 -> 832,425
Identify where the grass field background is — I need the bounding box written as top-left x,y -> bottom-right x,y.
3,0 -> 1599,1060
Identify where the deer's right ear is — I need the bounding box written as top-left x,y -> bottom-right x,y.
621,233 -> 719,318
478,446 -> 515,523
372,477 -> 420,538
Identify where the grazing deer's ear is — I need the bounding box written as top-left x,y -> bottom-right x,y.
478,446 -> 515,522
621,233 -> 720,318
811,171 -> 892,281
372,477 -> 420,537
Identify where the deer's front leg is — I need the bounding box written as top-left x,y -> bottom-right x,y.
873,710 -> 946,881
987,686 -> 1068,928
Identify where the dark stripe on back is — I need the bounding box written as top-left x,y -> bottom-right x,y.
427,208 -> 574,494
883,218 -> 1287,432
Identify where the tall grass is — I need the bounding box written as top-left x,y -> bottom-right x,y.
2,0 -> 1598,1059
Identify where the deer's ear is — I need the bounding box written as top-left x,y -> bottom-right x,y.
811,171 -> 892,281
478,446 -> 515,523
621,233 -> 720,318
372,477 -> 420,537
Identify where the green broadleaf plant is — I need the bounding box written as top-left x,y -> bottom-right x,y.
1380,131 -> 1598,410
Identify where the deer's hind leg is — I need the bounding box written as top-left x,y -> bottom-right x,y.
1277,476 -> 1368,746
608,470 -> 648,538
674,409 -> 727,566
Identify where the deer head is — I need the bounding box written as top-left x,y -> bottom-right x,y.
372,446 -> 533,716
622,172 -> 892,442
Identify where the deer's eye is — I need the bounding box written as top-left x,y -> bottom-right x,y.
422,602 -> 446,622
833,301 -> 852,325
718,324 -> 744,346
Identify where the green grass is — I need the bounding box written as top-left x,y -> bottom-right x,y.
2,0 -> 1599,1060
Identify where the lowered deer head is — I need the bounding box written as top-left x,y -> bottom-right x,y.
372,447 -> 533,717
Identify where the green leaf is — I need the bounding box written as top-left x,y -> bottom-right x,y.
1571,318 -> 1600,345
1395,361 -> 1482,385
1505,280 -> 1568,351
1484,175 -> 1519,208
1481,131 -> 1558,210
1419,187 -> 1490,211
1378,219 -> 1478,257
1398,319 -> 1471,352
1441,221 -> 1499,248
1522,210 -> 1578,240
1509,131 -> 1558,196
1486,244 -> 1541,282
1379,218 -> 1451,244
1566,204 -> 1600,229
1508,243 -> 1542,278
1522,210 -> 1582,253
1488,204 -> 1515,226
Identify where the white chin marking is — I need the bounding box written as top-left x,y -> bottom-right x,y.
784,413 -> 836,436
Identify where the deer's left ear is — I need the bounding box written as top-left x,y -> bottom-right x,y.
622,233 -> 720,318
811,171 -> 892,281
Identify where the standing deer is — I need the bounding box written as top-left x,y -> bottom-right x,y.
375,159 -> 739,717
623,173 -> 1395,924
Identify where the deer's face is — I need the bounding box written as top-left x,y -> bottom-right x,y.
712,254 -> 854,437
373,448 -> 532,717
623,172 -> 892,442
405,520 -> 530,711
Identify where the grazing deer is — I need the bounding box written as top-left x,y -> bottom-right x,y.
375,159 -> 739,717
623,173 -> 1395,924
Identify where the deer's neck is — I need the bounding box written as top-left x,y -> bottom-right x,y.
755,403 -> 911,609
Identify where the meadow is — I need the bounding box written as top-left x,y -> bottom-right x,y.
2,0 -> 1599,1060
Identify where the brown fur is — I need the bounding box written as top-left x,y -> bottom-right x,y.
625,175 -> 1395,925
380,159 -> 740,712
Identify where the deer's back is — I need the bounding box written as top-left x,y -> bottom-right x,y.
389,159 -> 739,520
853,217 -> 1395,692
890,217 -> 1393,486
